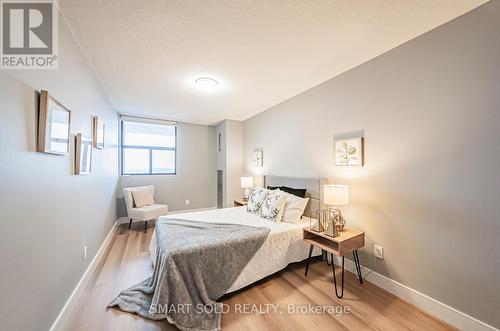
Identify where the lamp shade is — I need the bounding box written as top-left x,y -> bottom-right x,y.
240,177 -> 254,188
323,184 -> 349,206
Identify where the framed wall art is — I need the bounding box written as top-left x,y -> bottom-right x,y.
75,133 -> 93,175
37,90 -> 71,155
335,137 -> 364,166
253,148 -> 263,167
92,116 -> 105,149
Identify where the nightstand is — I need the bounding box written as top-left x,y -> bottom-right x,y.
234,199 -> 248,207
303,227 -> 365,298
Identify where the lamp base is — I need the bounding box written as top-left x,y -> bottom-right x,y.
330,207 -> 346,232
242,188 -> 251,201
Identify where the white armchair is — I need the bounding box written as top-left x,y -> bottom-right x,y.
123,185 -> 168,232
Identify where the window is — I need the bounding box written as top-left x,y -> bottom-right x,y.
121,118 -> 177,175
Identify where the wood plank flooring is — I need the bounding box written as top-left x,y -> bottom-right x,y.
63,222 -> 456,331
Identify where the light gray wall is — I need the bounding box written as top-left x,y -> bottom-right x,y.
119,121 -> 216,213
0,12 -> 119,331
243,2 -> 500,328
215,121 -> 228,206
215,120 -> 243,207
225,120 -> 243,206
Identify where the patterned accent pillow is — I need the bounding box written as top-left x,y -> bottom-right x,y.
260,193 -> 287,223
246,188 -> 269,214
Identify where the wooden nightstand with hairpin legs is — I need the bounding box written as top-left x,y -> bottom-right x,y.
303,227 -> 365,298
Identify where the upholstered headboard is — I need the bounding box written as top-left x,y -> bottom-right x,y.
263,175 -> 327,216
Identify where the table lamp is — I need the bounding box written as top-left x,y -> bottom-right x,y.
323,184 -> 349,234
241,177 -> 254,201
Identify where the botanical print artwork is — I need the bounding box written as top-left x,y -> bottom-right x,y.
335,137 -> 363,166
253,148 -> 263,167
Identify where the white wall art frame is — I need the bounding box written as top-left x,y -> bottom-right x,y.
253,148 -> 263,167
335,137 -> 364,166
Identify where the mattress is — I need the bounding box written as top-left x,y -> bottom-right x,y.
149,206 -> 321,293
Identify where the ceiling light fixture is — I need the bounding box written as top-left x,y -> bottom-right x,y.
195,77 -> 219,93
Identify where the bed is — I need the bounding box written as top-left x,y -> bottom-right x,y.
111,176 -> 327,331
148,175 -> 326,293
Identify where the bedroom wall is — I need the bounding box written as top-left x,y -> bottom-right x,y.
0,12 -> 119,331
215,120 -> 243,207
225,120 -> 244,206
243,1 -> 500,328
119,121 -> 216,213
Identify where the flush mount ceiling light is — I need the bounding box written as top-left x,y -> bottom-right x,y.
195,77 -> 219,93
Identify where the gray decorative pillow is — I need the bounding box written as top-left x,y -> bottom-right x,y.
246,188 -> 269,214
260,193 -> 287,222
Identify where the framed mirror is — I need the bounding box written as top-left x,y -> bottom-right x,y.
75,133 -> 92,175
92,116 -> 105,149
37,90 -> 71,155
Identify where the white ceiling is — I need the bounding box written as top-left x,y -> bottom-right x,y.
59,0 -> 487,125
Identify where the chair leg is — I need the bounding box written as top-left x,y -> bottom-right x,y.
144,220 -> 148,233
128,219 -> 132,230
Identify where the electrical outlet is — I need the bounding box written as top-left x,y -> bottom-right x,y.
83,246 -> 87,261
185,200 -> 190,205
374,245 -> 384,259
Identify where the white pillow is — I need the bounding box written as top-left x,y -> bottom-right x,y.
276,189 -> 309,223
132,189 -> 154,208
246,188 -> 269,215
260,193 -> 287,223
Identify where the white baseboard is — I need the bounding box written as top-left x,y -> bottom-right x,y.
334,256 -> 498,331
49,221 -> 119,331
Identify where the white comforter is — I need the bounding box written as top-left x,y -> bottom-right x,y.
149,206 -> 321,293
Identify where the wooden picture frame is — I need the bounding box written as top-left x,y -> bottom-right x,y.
75,133 -> 93,175
37,90 -> 71,155
92,116 -> 105,149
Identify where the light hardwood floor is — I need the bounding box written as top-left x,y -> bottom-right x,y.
64,222 -> 456,331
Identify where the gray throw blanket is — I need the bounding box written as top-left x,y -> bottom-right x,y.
108,218 -> 270,331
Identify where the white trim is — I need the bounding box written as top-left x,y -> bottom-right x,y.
49,221 -> 119,331
334,256 -> 498,331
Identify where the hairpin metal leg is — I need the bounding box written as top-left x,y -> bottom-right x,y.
353,250 -> 363,284
326,250 -> 332,266
304,244 -> 314,276
321,249 -> 332,265
128,219 -> 132,230
332,254 -> 344,298
144,220 -> 147,233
